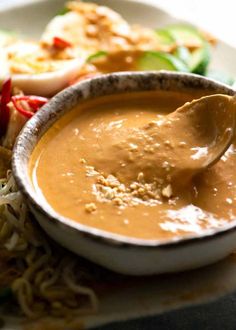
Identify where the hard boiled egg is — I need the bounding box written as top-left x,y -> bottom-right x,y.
41,2 -> 165,58
40,2 -> 134,54
0,41 -> 85,96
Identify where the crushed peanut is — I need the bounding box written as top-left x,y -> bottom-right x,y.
86,165 -> 99,177
92,170 -> 174,207
137,172 -> 144,183
80,158 -> 87,164
85,202 -> 97,213
161,184 -> 173,198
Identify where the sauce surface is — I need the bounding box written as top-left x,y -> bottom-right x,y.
30,91 -> 236,241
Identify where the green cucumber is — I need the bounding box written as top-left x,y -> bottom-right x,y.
161,24 -> 211,75
175,45 -> 210,75
189,43 -> 210,75
138,51 -> 188,72
57,7 -> 71,16
155,29 -> 175,46
164,24 -> 204,47
174,46 -> 191,65
87,51 -> 108,63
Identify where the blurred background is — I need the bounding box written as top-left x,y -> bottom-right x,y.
0,0 -> 235,46
153,0 -> 236,47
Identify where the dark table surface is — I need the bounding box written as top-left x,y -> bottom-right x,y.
97,292 -> 236,330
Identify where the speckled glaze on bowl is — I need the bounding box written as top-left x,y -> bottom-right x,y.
12,71 -> 236,275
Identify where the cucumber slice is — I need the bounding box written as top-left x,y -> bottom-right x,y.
189,44 -> 210,75
164,24 -> 204,47
155,29 -> 175,46
138,51 -> 188,72
157,24 -> 211,75
87,51 -> 108,63
174,46 -> 191,65
57,7 -> 71,15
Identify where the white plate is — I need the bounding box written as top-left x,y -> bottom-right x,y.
1,0 -> 236,329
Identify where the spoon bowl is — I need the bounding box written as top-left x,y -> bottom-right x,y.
88,94 -> 236,189
162,94 -> 236,186
174,94 -> 236,168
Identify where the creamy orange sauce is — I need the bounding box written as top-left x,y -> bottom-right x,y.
30,91 -> 236,241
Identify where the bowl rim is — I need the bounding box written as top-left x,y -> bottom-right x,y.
12,70 -> 236,248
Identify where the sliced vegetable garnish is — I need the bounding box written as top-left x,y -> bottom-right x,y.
159,24 -> 211,75
155,29 -> 175,46
57,6 -> 71,16
138,51 -> 188,72
53,36 -> 72,49
174,44 -> 210,75
188,43 -> 210,75
0,78 -> 12,138
163,24 -> 205,48
12,95 -> 48,118
87,51 -> 108,63
174,46 -> 191,65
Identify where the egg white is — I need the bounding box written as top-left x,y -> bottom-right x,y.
0,41 -> 85,96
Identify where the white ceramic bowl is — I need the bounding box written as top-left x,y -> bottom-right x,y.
12,71 -> 236,275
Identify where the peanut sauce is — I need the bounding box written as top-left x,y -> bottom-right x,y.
30,91 -> 236,241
